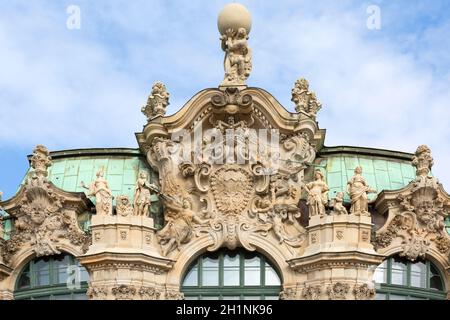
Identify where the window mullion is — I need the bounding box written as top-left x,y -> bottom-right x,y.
199,257 -> 203,288
261,255 -> 265,286
387,258 -> 392,285
219,252 -> 224,288
240,253 -> 244,288
30,259 -> 35,288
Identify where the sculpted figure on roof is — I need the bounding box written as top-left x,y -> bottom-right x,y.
304,170 -> 329,217
141,81 -> 169,120
291,78 -> 322,119
221,27 -> 252,86
347,166 -> 376,216
134,171 -> 157,217
81,167 -> 113,216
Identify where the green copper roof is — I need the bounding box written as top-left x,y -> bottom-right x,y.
46,152 -> 157,205
318,153 -> 416,202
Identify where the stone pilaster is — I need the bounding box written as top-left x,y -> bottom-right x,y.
288,214 -> 383,300
79,215 -> 176,300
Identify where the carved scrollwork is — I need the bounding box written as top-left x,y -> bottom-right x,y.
210,87 -> 253,115
374,145 -> 450,261
282,132 -> 315,174
1,145 -> 91,264
251,163 -> 270,194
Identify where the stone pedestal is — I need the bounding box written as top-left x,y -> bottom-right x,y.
288,214 -> 384,300
79,215 -> 177,300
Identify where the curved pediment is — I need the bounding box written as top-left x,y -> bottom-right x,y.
137,86 -> 326,151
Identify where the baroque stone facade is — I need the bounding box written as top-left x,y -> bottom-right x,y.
0,3 -> 449,300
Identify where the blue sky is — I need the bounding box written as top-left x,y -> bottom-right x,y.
0,0 -> 449,199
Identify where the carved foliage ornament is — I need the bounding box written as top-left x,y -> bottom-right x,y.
111,284 -> 136,300
326,282 -> 350,300
1,145 -> 91,263
279,288 -> 297,300
302,285 -> 322,300
141,81 -> 170,120
149,113 -> 316,256
291,78 -> 322,119
374,145 -> 450,261
353,283 -> 375,300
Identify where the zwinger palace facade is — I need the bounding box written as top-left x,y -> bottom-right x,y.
0,3 -> 449,300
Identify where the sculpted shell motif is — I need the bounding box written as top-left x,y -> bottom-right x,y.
211,166 -> 253,215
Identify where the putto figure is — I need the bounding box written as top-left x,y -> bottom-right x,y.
81,167 -> 113,216
141,81 -> 170,120
347,166 -> 376,216
220,27 -> 252,86
332,192 -> 348,215
134,171 -> 157,217
304,170 -> 329,217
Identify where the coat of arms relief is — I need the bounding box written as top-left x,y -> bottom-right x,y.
145,87 -> 319,257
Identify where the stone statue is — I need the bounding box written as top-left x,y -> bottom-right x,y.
133,171 -> 157,217
141,81 -> 170,120
291,78 -> 322,119
81,167 -> 113,216
156,196 -> 208,256
30,145 -> 52,177
332,192 -> 348,215
304,170 -> 329,217
220,27 -> 252,86
347,166 -> 376,216
116,195 -> 134,217
412,145 -> 433,178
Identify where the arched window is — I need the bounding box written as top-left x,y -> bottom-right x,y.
15,253 -> 89,300
374,256 -> 446,300
181,249 -> 281,300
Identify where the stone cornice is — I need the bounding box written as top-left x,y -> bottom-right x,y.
78,251 -> 175,274
288,251 -> 384,273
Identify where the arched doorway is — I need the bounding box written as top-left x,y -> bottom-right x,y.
373,256 -> 446,300
181,249 -> 281,300
15,253 -> 89,300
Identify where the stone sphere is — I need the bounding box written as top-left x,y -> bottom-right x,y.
217,3 -> 252,35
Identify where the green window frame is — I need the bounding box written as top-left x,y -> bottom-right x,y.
445,216 -> 450,236
15,253 -> 89,300
181,249 -> 281,300
374,256 -> 446,300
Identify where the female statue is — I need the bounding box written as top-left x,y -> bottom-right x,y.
347,166 -> 376,215
134,171 -> 157,216
304,170 -> 329,217
81,167 -> 113,216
